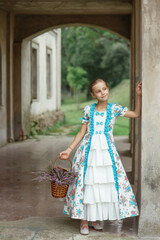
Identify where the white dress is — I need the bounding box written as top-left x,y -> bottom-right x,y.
63,102 -> 139,221
83,111 -> 120,221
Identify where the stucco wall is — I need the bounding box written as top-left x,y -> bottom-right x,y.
21,29 -> 61,135
30,30 -> 60,115
0,10 -> 7,147
138,0 -> 160,237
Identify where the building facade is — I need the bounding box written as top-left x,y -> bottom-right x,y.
21,30 -> 62,135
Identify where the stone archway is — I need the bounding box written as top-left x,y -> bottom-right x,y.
1,0 -> 160,237
19,21 -> 131,132
12,15 -> 132,138
14,14 -> 131,42
4,0 -> 145,236
12,12 -> 140,214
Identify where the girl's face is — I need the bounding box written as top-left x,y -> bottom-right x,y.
91,81 -> 109,102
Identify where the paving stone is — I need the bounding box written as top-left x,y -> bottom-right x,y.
34,230 -> 59,240
0,227 -> 35,240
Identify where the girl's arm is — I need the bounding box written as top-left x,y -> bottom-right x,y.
59,123 -> 88,160
124,82 -> 142,119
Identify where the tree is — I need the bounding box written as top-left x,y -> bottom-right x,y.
66,66 -> 88,109
61,26 -> 130,98
101,42 -> 130,88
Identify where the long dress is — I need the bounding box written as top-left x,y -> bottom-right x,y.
63,102 -> 139,221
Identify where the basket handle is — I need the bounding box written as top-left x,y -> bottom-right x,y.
53,156 -> 72,171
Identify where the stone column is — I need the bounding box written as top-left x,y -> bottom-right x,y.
133,0 -> 142,220
132,0 -> 141,186
13,42 -> 22,140
7,13 -> 14,141
56,28 -> 61,110
21,39 -> 31,136
0,10 -> 7,146
130,0 -> 136,184
138,0 -> 160,237
130,0 -> 141,186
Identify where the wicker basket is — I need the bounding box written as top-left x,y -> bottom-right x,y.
51,156 -> 72,198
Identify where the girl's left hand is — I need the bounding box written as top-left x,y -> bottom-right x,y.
136,81 -> 142,96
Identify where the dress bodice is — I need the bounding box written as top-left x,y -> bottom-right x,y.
93,111 -> 106,135
90,111 -> 109,150
80,102 -> 129,146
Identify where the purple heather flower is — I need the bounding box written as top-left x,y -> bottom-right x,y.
32,165 -> 78,185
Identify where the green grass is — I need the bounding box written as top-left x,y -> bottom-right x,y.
113,117 -> 130,136
68,126 -> 81,136
61,91 -> 87,105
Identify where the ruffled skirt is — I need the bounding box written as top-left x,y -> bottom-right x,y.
82,134 -> 120,221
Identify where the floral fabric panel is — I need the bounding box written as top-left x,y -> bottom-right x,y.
79,105 -> 90,124
110,104 -> 139,219
64,105 -> 91,218
113,102 -> 128,118
64,129 -> 90,219
111,143 -> 139,219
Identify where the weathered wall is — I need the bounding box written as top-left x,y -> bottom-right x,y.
0,10 -> 7,147
21,29 -> 61,136
138,0 -> 160,237
30,30 -> 61,115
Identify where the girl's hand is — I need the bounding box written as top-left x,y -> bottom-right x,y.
136,81 -> 142,96
59,149 -> 71,160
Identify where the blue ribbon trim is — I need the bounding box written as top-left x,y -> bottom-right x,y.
79,117 -> 89,121
104,102 -> 119,198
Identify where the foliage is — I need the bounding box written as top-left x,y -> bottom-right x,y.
101,43 -> 130,88
30,121 -> 38,136
67,66 -> 88,108
29,120 -> 66,137
67,66 -> 88,90
61,26 -> 130,98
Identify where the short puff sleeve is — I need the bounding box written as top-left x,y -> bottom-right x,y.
114,102 -> 128,118
79,105 -> 90,124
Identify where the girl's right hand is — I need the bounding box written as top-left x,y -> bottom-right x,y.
59,149 -> 71,160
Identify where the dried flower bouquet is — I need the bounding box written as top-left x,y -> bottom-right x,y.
32,160 -> 78,186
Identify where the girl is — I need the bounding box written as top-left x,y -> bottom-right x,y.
59,79 -> 142,235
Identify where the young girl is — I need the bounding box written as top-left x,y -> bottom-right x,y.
59,79 -> 142,235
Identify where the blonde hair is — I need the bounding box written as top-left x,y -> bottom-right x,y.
89,79 -> 110,93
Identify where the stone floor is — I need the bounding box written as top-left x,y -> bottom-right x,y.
0,136 -> 157,240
